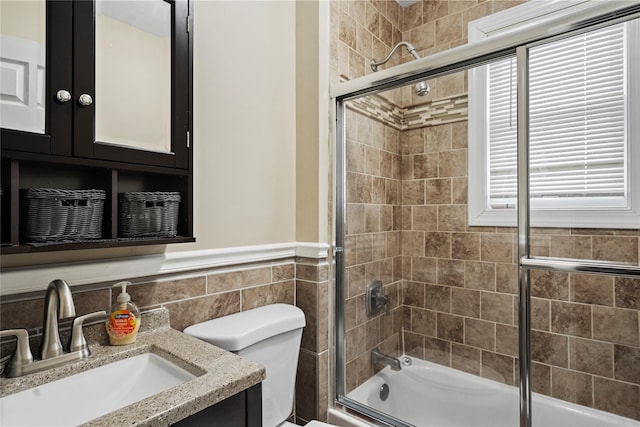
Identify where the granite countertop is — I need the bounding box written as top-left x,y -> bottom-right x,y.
0,308 -> 266,426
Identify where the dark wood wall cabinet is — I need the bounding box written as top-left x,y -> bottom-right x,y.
0,0 -> 194,253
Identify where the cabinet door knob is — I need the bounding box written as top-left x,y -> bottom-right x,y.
78,93 -> 93,106
56,90 -> 72,103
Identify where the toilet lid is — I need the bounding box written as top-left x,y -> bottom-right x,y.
183,303 -> 306,351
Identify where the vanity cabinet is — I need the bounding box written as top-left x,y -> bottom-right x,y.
173,384 -> 263,427
0,0 -> 194,253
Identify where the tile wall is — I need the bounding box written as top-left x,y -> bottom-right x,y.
295,258 -> 331,424
0,257 -> 330,423
343,106 -> 404,391
399,119 -> 640,421
335,0 -> 640,422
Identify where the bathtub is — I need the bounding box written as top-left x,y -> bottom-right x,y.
334,356 -> 639,427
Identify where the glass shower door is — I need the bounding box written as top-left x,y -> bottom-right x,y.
337,64 -> 525,426
520,16 -> 640,426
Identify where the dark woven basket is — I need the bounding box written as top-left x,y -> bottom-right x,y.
23,188 -> 106,242
119,192 -> 180,238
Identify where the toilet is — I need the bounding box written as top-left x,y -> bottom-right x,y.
184,303 -> 335,427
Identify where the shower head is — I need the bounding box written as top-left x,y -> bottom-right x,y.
370,41 -> 430,97
414,80 -> 430,96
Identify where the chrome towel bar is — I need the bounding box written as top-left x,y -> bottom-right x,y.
520,256 -> 640,277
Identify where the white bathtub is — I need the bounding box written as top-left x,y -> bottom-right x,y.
336,356 -> 639,427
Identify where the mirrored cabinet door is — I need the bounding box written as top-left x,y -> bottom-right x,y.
1,0 -> 191,169
0,0 -> 73,155
95,0 -> 172,154
73,0 -> 190,169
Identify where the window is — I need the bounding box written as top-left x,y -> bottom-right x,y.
468,1 -> 639,228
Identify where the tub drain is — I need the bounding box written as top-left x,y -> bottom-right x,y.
379,383 -> 390,401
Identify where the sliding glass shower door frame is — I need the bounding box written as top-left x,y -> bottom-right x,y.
333,4 -> 640,427
516,45 -> 533,427
334,93 -> 416,427
515,23 -> 640,427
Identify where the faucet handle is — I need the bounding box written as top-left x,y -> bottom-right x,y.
0,329 -> 34,376
69,310 -> 107,353
366,280 -> 391,316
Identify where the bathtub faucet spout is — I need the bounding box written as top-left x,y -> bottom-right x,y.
371,347 -> 401,371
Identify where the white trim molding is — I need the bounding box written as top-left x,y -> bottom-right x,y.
296,242 -> 331,259
0,242 -> 331,296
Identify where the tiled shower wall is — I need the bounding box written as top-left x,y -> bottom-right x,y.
335,0 -> 640,422
399,120 -> 640,421
343,107 -> 404,391
0,257 -> 330,423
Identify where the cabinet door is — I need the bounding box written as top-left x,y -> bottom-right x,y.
0,0 -> 73,155
73,0 -> 190,169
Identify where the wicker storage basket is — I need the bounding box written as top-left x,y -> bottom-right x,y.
23,188 -> 106,242
119,192 -> 180,238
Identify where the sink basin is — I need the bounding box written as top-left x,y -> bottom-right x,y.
1,352 -> 196,426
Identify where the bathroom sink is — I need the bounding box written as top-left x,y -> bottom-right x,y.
0,352 -> 196,426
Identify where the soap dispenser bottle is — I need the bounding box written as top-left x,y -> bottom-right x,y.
106,281 -> 141,345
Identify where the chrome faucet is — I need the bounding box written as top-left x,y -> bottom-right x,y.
0,279 -> 106,378
40,279 -> 77,359
371,347 -> 402,371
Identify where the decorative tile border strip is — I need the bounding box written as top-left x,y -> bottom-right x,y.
346,93 -> 468,130
346,93 -> 405,130
403,95 -> 468,129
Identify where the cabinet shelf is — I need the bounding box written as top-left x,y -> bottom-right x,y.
1,237 -> 196,255
0,156 -> 194,253
1,149 -> 191,177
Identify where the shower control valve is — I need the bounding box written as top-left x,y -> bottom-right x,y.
366,280 -> 390,317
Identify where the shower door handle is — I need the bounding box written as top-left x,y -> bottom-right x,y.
520,257 -> 640,277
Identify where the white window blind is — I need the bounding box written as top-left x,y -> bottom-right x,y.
488,23 -> 627,209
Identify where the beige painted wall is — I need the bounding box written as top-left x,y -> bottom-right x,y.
296,0 -> 330,244
188,0 -> 297,249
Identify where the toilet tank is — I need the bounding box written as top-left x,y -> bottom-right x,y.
184,304 -> 306,427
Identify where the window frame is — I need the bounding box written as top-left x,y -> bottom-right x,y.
468,0 -> 640,228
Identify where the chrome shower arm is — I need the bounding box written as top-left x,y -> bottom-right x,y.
370,41 -> 430,96
371,41 -> 420,72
